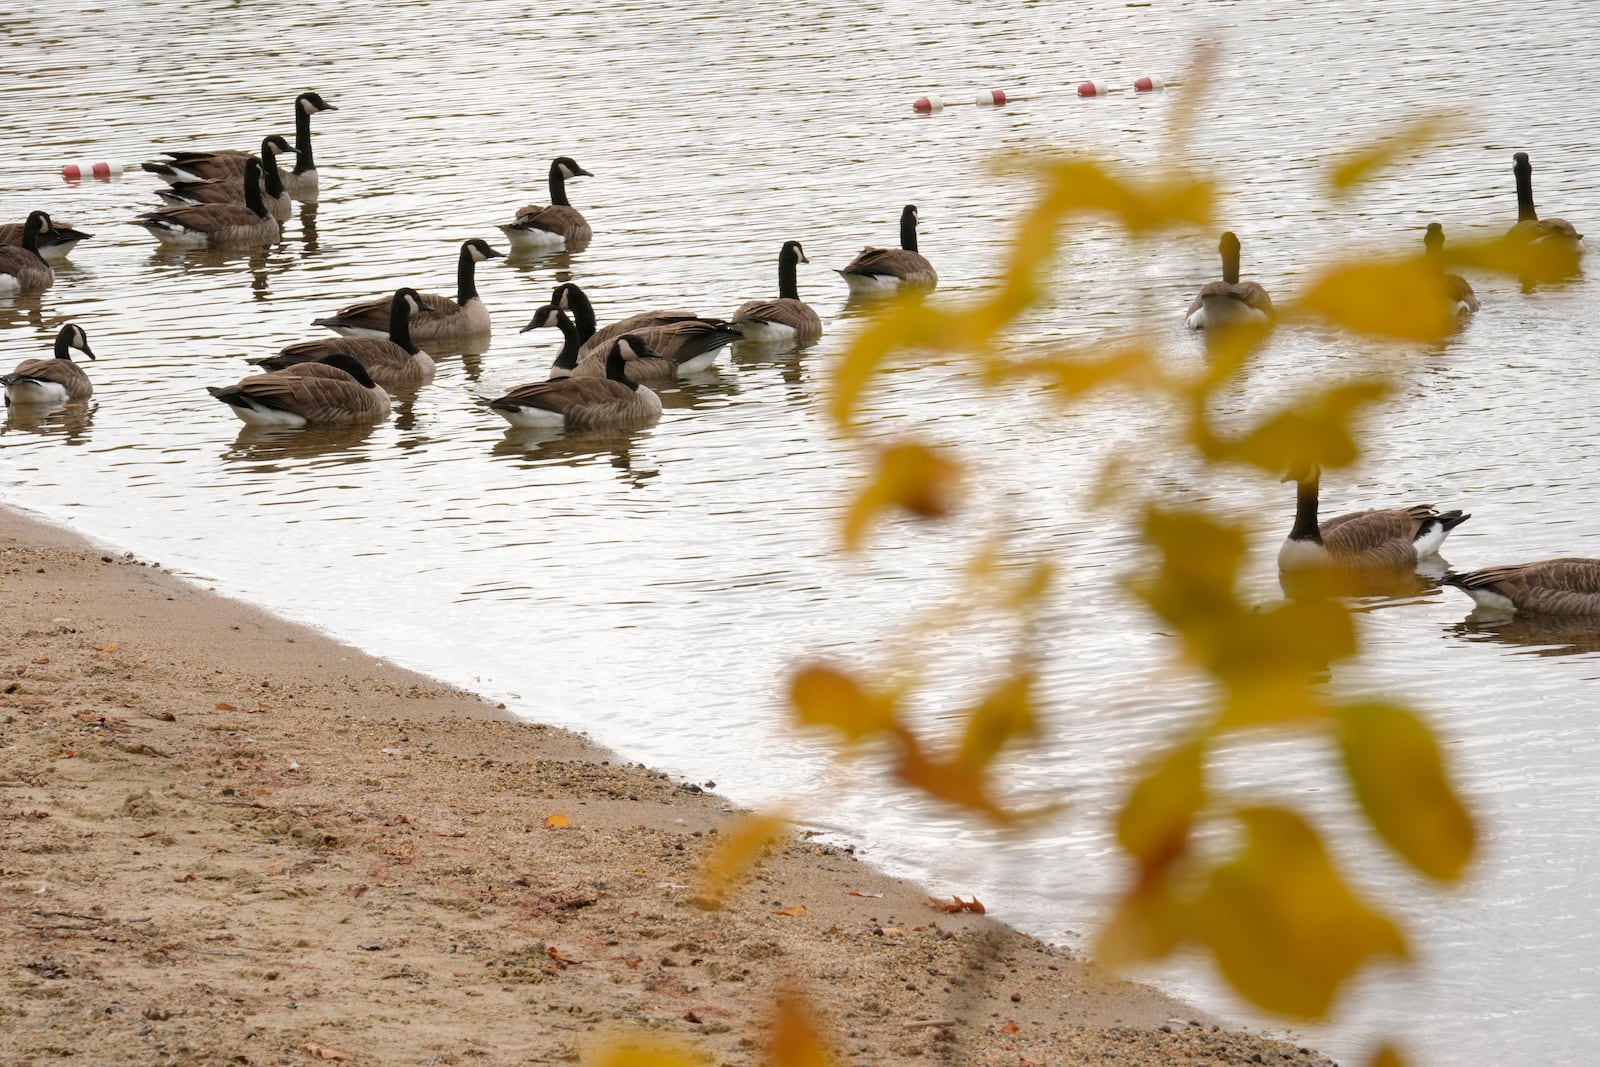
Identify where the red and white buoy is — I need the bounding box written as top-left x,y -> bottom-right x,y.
914,78 -> 1174,112
1076,81 -> 1111,97
61,161 -> 132,181
1133,76 -> 1166,92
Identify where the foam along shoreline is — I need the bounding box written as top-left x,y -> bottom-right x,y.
0,503 -> 1334,1065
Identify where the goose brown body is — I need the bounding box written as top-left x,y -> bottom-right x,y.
313,240 -> 503,340
136,157 -> 280,248
2,324 -> 95,405
487,337 -> 663,431
252,290 -> 433,391
1442,559 -> 1600,616
1277,467 -> 1469,572
498,157 -> 593,253
1186,231 -> 1274,329
837,205 -> 937,295
0,211 -> 56,292
0,214 -> 91,262
730,240 -> 823,349
207,354 -> 391,428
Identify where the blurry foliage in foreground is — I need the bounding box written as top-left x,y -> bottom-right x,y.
591,68 -> 1582,1067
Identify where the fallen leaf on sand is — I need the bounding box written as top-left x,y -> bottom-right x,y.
544,813 -> 571,828
215,703 -> 239,712
547,946 -> 582,965
847,890 -> 884,898
928,895 -> 986,914
298,1043 -> 353,1061
772,905 -> 808,917
1000,1020 -> 1020,1034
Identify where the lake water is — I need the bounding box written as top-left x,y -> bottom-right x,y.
4,2 -> 1599,1063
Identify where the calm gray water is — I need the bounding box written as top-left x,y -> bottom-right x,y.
5,2 -> 1600,1063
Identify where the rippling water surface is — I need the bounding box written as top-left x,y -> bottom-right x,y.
5,2 -> 1600,1063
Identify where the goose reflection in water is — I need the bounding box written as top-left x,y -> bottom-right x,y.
3,401 -> 95,442
146,244 -> 279,299
296,202 -> 319,256
1449,612 -> 1600,658
491,425 -> 660,487
1278,557 -> 1449,608
221,423 -> 382,464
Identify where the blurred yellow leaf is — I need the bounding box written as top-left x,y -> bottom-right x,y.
1367,1042 -> 1409,1067
1470,232 -> 1584,287
997,344 -> 1162,402
544,813 -> 571,829
1298,258 -> 1461,342
1192,806 -> 1408,1019
1026,157 -> 1215,235
768,990 -> 837,1067
1116,740 -> 1205,871
1097,881 -> 1185,967
583,1034 -> 710,1067
789,663 -> 898,742
696,812 -> 789,909
1326,113 -> 1463,195
1133,508 -> 1249,623
842,440 -> 961,551
829,301 -> 951,430
895,734 -> 1012,824
1215,673 -> 1329,730
1336,701 -> 1475,882
1196,379 -> 1391,474
958,673 -> 1040,774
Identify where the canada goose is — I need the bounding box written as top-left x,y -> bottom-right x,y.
250,289 -> 434,391
156,135 -> 294,224
145,91 -> 336,201
837,204 -> 938,295
1441,559 -> 1600,616
548,282 -> 699,354
729,240 -> 823,349
2,324 -> 94,405
1185,231 -> 1274,329
542,282 -> 738,376
0,213 -> 92,262
135,157 -> 280,248
497,157 -> 593,253
0,211 -> 56,293
519,304 -> 582,379
487,336 -> 664,430
207,352 -> 391,428
313,239 -> 504,341
1423,223 -> 1479,316
1507,151 -> 1584,252
1278,466 -> 1470,572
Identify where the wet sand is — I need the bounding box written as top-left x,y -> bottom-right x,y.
0,504 -> 1334,1065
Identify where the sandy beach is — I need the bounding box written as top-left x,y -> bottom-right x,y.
0,504 -> 1335,1066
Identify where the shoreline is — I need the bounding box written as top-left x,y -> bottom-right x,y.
0,503 -> 1334,1065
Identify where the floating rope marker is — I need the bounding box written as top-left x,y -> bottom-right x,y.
1133,76 -> 1166,92
914,79 -> 1175,112
61,161 -> 135,181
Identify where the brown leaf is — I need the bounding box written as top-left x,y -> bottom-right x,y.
215,702 -> 239,712
544,813 -> 572,829
928,895 -> 986,914
546,945 -> 582,965
846,890 -> 884,898
772,904 -> 809,917
1000,1020 -> 1020,1034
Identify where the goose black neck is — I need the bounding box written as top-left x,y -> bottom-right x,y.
21,213 -> 46,255
53,327 -> 77,361
293,102 -> 315,175
456,246 -> 481,305
260,141 -> 286,199
778,247 -> 801,300
548,161 -> 571,207
242,161 -> 268,218
560,286 -> 597,342
899,209 -> 919,253
549,310 -> 579,371
1424,226 -> 1444,261
1289,473 -> 1323,543
605,347 -> 638,390
1221,241 -> 1241,285
1514,156 -> 1537,222
388,294 -> 417,354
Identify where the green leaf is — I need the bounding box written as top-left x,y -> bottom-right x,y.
1337,702 -> 1476,882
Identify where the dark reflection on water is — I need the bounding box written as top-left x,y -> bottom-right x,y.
220,423 -> 381,462
3,401 -> 95,442
490,424 -> 660,486
1448,611 -> 1600,657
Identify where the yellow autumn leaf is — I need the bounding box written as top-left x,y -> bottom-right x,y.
894,733 -> 1013,824
695,812 -> 789,909
995,344 -> 1162,403
841,440 -> 961,551
1214,673 -> 1329,731
1096,881 -> 1186,968
1025,157 -> 1215,235
1326,113 -> 1463,195
544,813 -> 571,829
1116,739 -> 1205,871
957,673 -> 1039,774
1204,596 -> 1358,696
583,1034 -> 711,1067
1470,231 -> 1584,287
768,990 -> 837,1067
788,663 -> 898,742
1336,701 -> 1475,882
1297,257 -> 1461,342
1197,379 -> 1392,474
1192,806 -> 1408,1019
1131,508 -> 1248,623
1367,1042 -> 1409,1067
829,300 -> 951,430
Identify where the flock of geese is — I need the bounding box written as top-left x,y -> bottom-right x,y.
1,91 -> 1597,617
